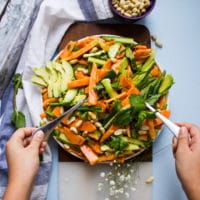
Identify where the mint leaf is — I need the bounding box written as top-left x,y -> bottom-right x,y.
11,111 -> 26,129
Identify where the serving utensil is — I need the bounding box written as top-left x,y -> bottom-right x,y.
145,102 -> 179,138
32,97 -> 87,140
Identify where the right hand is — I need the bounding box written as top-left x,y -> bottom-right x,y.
173,122 -> 200,200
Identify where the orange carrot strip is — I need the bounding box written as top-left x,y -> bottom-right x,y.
63,40 -> 98,60
40,112 -> 46,119
100,125 -> 119,143
105,92 -> 127,104
135,45 -> 148,50
111,59 -> 122,73
126,124 -> 131,137
78,121 -> 97,132
134,49 -> 151,59
62,127 -> 85,145
52,106 -> 62,117
77,36 -> 99,48
80,145 -> 98,165
138,134 -> 148,141
158,95 -> 167,110
102,59 -> 112,70
60,41 -> 76,59
43,98 -> 58,109
88,63 -> 98,105
97,69 -> 110,81
75,71 -> 88,79
68,77 -> 90,89
150,65 -> 162,77
147,119 -> 156,140
154,110 -> 171,126
88,141 -> 103,154
78,58 -> 88,65
98,154 -> 116,162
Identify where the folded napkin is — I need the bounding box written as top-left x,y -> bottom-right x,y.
0,0 -> 113,199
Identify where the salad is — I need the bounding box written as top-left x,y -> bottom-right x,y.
31,35 -> 173,165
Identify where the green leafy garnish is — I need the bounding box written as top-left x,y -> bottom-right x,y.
11,73 -> 26,128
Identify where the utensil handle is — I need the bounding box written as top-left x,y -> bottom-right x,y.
155,112 -> 180,138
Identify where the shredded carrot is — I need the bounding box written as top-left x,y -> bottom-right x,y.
135,45 -> 148,50
62,40 -> 98,60
68,77 -> 90,89
62,127 -> 85,145
60,41 -> 76,59
105,91 -> 127,104
78,58 -> 88,65
52,106 -> 62,117
43,98 -> 58,109
78,121 -> 97,132
100,125 -> 119,143
102,59 -> 112,70
80,145 -> 98,165
40,112 -> 46,119
126,124 -> 131,137
138,134 -> 148,141
88,141 -> 103,154
98,154 -> 116,162
88,63 -> 98,105
154,110 -> 171,126
150,65 -> 162,77
111,59 -> 122,73
147,119 -> 156,140
75,71 -> 88,79
158,95 -> 167,110
134,48 -> 151,59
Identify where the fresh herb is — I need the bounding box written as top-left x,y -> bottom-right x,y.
108,136 -> 128,155
11,73 -> 26,128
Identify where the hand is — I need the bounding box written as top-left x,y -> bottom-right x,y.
173,122 -> 200,200
3,128 -> 47,200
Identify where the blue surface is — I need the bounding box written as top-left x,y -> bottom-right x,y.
138,0 -> 200,199
47,1 -> 200,199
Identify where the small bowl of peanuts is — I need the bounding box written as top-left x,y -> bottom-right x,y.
109,0 -> 156,21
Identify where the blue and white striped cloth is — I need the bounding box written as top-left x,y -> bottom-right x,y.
0,0 -> 113,199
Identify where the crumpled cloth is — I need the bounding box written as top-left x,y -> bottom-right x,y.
0,0 -> 113,199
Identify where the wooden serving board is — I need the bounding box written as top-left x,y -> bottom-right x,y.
58,22 -> 152,162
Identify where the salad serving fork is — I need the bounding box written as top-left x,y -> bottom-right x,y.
145,102 -> 179,138
32,97 -> 87,140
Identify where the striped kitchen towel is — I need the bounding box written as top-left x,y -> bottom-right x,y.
0,0 -> 113,199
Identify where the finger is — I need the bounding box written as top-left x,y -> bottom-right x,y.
29,131 -> 44,153
172,136 -> 178,157
176,122 -> 200,134
11,127 -> 36,140
40,141 -> 47,149
176,127 -> 190,153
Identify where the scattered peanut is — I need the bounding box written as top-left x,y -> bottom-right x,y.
112,0 -> 151,18
151,34 -> 157,41
70,126 -> 78,134
145,176 -> 154,184
155,40 -> 163,48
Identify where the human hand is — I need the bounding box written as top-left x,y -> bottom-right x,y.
173,122 -> 200,200
3,128 -> 47,200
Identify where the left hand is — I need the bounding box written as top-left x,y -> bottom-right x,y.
3,127 -> 47,200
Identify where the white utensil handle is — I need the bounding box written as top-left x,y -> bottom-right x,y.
156,112 -> 180,138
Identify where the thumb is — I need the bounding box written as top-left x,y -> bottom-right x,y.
30,131 -> 44,150
177,127 -> 190,151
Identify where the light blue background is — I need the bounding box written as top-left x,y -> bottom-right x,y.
140,0 -> 200,199
47,1 -> 200,199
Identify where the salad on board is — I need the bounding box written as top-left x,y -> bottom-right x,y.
31,35 -> 173,165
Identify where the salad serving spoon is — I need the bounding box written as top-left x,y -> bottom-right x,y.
32,97 -> 87,140
145,102 -> 179,138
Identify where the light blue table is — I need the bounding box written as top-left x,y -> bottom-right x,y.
143,0 -> 200,199
46,0 -> 200,199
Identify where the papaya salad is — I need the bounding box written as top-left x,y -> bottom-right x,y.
31,35 -> 174,165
